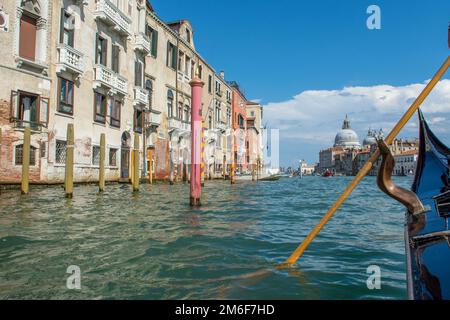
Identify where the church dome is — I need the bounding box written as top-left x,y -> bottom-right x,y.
334,116 -> 361,149
363,129 -> 377,146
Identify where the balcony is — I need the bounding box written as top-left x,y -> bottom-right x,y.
177,71 -> 191,84
147,111 -> 162,127
93,64 -> 128,95
135,33 -> 151,54
94,0 -> 132,38
56,44 -> 84,76
168,118 -> 190,133
133,87 -> 149,107
216,121 -> 228,132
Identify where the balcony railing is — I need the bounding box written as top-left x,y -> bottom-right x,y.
216,121 -> 228,132
177,71 -> 191,84
56,44 -> 84,75
94,64 -> 128,95
168,118 -> 190,132
147,111 -> 162,127
133,87 -> 149,107
94,0 -> 132,37
134,33 -> 151,54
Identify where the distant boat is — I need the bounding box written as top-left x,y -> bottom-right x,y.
322,170 -> 334,178
259,174 -> 281,181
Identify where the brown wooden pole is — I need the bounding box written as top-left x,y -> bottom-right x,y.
99,133 -> 105,192
148,148 -> 153,185
133,133 -> 140,192
21,127 -> 31,194
284,55 -> 450,266
65,123 -> 74,198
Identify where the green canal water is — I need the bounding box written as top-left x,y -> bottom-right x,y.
0,176 -> 410,299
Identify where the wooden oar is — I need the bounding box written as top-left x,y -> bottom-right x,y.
283,55 -> 450,267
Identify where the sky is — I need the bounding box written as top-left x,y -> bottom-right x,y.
151,0 -> 450,166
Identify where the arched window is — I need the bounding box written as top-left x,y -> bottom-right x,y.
167,90 -> 174,118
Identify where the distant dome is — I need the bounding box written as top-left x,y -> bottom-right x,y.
334,116 -> 361,149
363,129 -> 377,146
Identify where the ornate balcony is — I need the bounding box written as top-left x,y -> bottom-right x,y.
56,44 -> 84,76
93,64 -> 128,95
147,111 -> 162,127
216,121 -> 228,132
133,87 -> 149,107
134,33 -> 151,54
94,0 -> 132,38
168,118 -> 190,134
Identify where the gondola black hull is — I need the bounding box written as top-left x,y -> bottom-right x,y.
405,110 -> 450,300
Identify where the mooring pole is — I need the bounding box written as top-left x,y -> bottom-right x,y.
230,129 -> 236,184
201,119 -> 205,187
65,123 -> 74,198
133,133 -> 140,192
99,133 -> 105,192
21,127 -> 31,194
148,148 -> 153,185
189,73 -> 204,206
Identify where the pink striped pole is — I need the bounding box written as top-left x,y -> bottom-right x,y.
189,74 -> 204,206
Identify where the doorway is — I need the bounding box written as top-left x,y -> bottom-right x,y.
121,132 -> 131,179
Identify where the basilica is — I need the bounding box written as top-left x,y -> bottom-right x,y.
318,116 -> 419,176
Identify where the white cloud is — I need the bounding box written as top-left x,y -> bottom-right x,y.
263,79 -> 450,165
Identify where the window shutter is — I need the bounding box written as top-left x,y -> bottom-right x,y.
95,34 -> 99,64
59,8 -> 65,44
10,90 -> 18,121
19,15 -> 37,61
151,29 -> 158,58
172,46 -> 178,69
40,97 -> 49,127
166,41 -> 170,67
102,39 -> 108,67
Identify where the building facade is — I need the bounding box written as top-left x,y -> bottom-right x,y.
0,0 -> 262,185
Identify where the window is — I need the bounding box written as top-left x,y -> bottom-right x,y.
166,42 -> 177,69
178,51 -> 184,72
55,140 -> 67,164
15,144 -> 36,166
208,116 -> 212,129
19,15 -> 37,61
112,45 -> 120,73
17,92 -> 39,125
95,34 -> 107,66
185,56 -> 191,78
109,148 -> 118,167
134,109 -> 143,133
178,103 -> 183,120
215,101 -> 221,122
135,60 -> 143,87
60,10 -> 74,47
92,146 -> 100,165
167,90 -> 174,118
198,65 -> 203,79
94,92 -> 107,123
146,25 -> 158,58
58,77 -> 74,114
109,96 -> 121,128
184,106 -> 190,122
145,79 -> 153,108
186,28 -> 191,43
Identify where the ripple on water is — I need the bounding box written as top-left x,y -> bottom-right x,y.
0,176 -> 409,299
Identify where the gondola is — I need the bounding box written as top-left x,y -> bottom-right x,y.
402,110 -> 450,300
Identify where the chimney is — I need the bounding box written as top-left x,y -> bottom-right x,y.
220,70 -> 225,79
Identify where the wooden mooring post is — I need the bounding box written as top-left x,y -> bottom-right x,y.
148,148 -> 153,185
21,127 -> 31,194
133,133 -> 139,192
99,133 -> 105,192
65,124 -> 74,198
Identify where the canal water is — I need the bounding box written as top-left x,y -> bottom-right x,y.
0,176 -> 410,299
